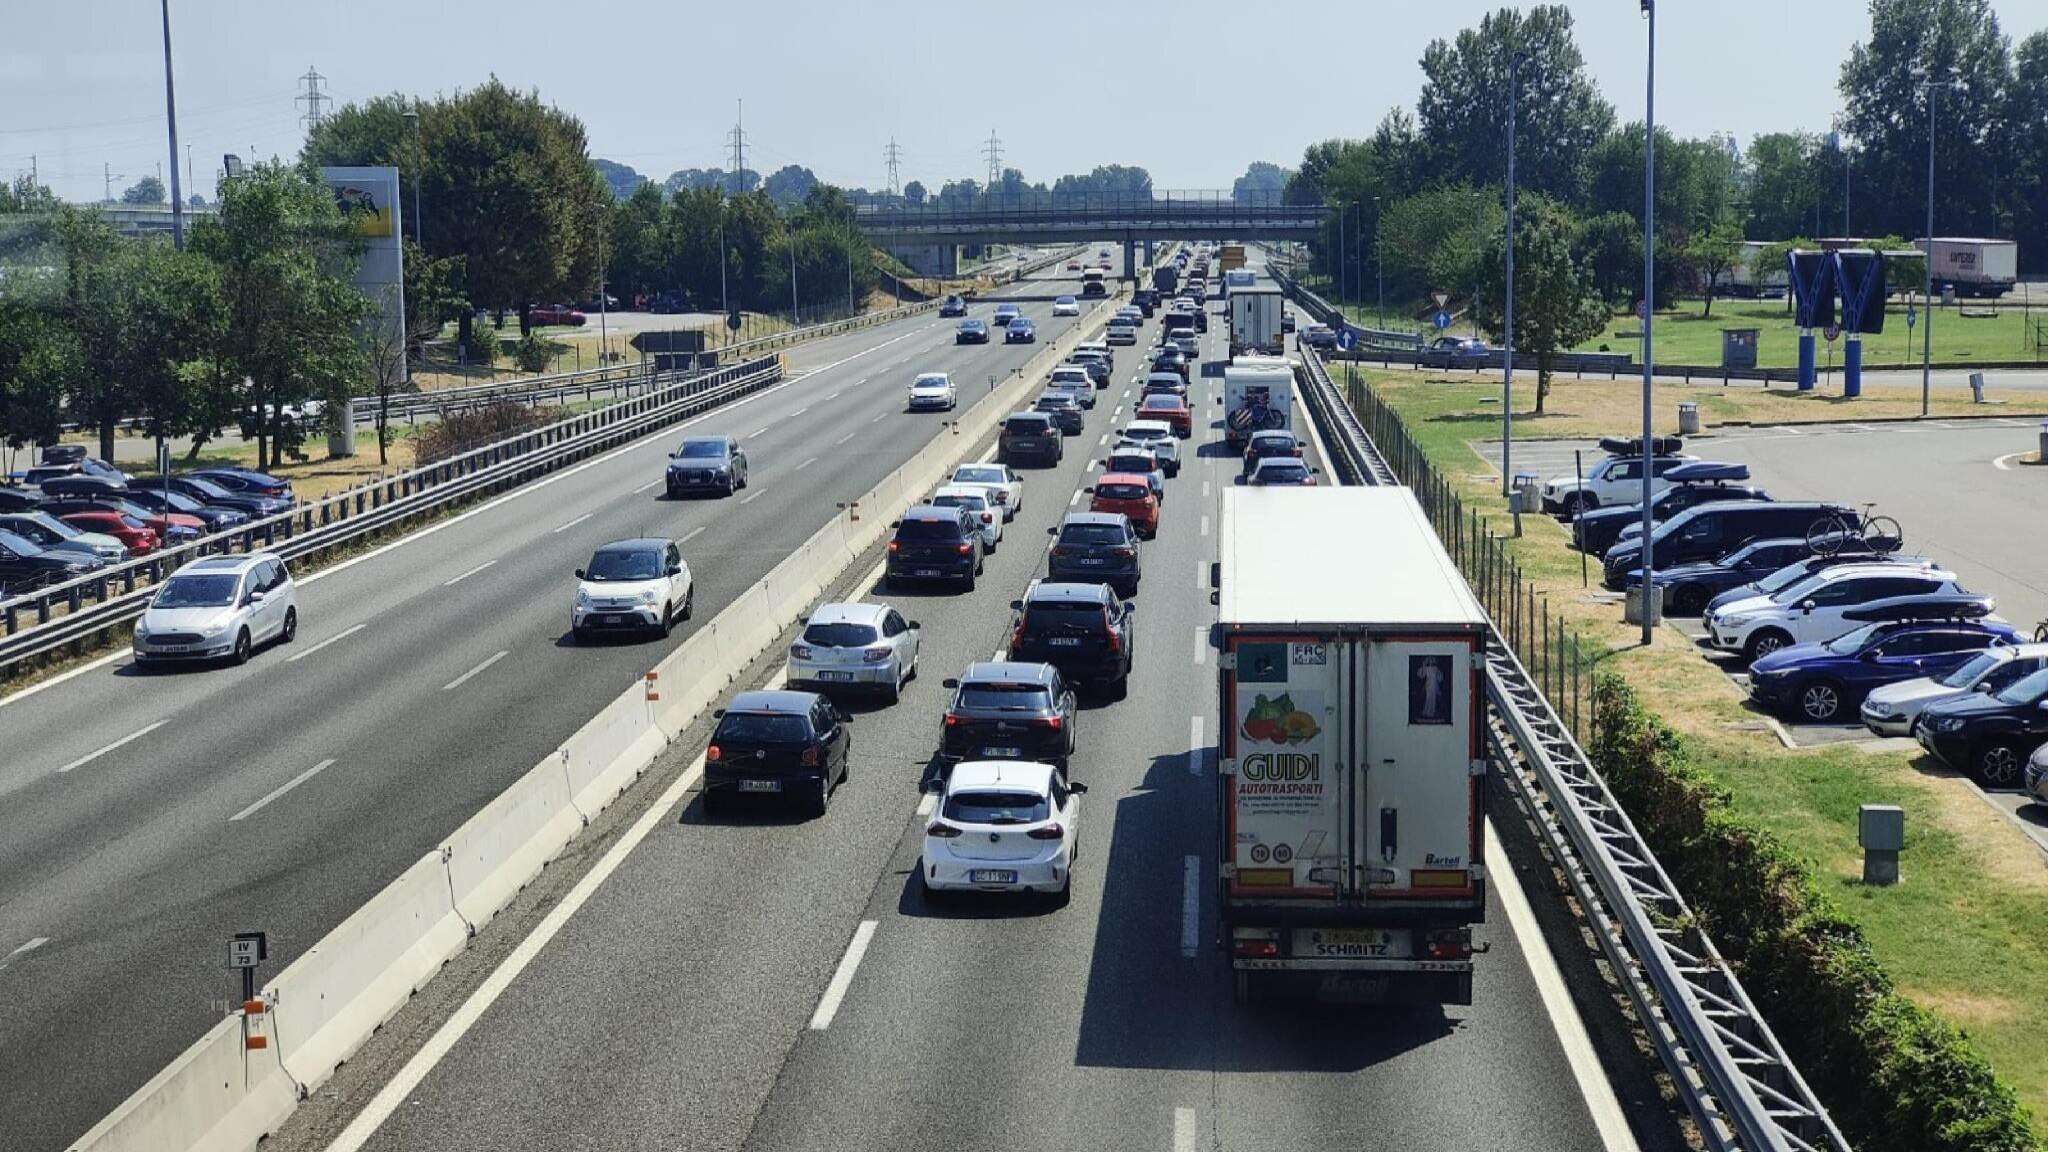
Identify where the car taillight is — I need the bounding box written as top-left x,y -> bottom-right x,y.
1035,715 -> 1063,731
706,744 -> 722,762
862,648 -> 891,663
800,746 -> 821,766
1049,547 -> 1068,558
981,512 -> 993,524
887,541 -> 900,553
1112,547 -> 1135,558
944,713 -> 961,727
956,543 -> 973,555
926,822 -> 963,839
1026,824 -> 1065,841
791,644 -> 812,659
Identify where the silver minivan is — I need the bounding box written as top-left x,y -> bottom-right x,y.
133,552 -> 298,666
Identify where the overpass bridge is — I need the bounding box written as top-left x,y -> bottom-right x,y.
858,191 -> 1329,275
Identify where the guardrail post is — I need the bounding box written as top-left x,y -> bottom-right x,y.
4,605 -> 15,634
68,583 -> 81,614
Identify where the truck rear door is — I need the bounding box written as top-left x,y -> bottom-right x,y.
1357,636 -> 1480,898
1226,636 -> 1348,896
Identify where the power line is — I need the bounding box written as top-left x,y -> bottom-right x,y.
982,129 -> 1002,188
884,136 -> 902,197
296,66 -> 330,131
726,99 -> 747,194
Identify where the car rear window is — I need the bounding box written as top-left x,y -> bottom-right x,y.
1060,523 -> 1129,545
1258,463 -> 1310,481
1106,455 -> 1156,474
896,517 -> 966,541
675,440 -> 726,459
932,492 -> 987,510
1139,397 -> 1182,410
943,791 -> 1050,825
954,466 -> 1006,485
1005,416 -> 1052,433
1097,483 -> 1148,501
801,622 -> 879,648
957,682 -> 1053,710
714,713 -> 811,744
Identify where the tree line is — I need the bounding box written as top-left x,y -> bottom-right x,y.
1284,0 -> 2044,409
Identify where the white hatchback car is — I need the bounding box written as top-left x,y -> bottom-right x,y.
1105,321 -> 1138,346
1118,421 -> 1181,476
930,485 -> 1004,551
1704,564 -> 1964,662
1052,295 -> 1081,317
786,601 -> 920,702
133,552 -> 297,666
922,760 -> 1079,901
1861,642 -> 2048,736
947,462 -> 1024,521
907,372 -> 957,411
571,537 -> 693,640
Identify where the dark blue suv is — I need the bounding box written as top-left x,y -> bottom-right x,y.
1746,596 -> 2014,722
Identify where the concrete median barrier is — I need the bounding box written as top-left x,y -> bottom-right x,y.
560,688 -> 665,819
443,757 -> 583,932
65,1016 -> 296,1152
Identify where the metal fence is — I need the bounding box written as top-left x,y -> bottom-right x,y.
0,357 -> 783,676
1295,344 -> 1849,1152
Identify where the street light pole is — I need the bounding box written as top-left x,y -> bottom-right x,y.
1922,80 -> 1937,418
407,102 -> 424,250
1640,0 -> 1657,647
1374,195 -> 1384,330
1503,51 -> 1524,497
159,0 -> 184,249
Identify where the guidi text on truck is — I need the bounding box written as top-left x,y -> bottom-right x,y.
1216,486 -> 1487,1004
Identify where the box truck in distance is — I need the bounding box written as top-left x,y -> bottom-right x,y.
1217,487 -> 1488,1004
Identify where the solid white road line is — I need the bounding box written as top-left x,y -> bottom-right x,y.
286,622 -> 367,664
552,511 -> 593,534
1487,821 -> 1641,1152
740,490 -> 765,506
1199,514 -> 1210,537
794,456 -> 818,472
230,759 -> 338,822
57,720 -> 168,774
679,526 -> 707,545
442,650 -> 509,692
1180,856 -> 1200,958
442,560 -> 495,587
1174,1107 -> 1197,1152
631,478 -> 663,495
808,919 -> 880,1031
1194,626 -> 1208,666
1188,716 -> 1204,777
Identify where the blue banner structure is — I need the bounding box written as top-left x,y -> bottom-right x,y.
1788,250 -> 1836,392
1832,249 -> 1887,399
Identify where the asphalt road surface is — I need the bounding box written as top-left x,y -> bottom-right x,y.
0,253 -> 1112,1152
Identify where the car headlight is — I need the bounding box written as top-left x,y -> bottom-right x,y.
132,619 -> 149,637
1865,701 -> 1895,717
1721,614 -> 1753,628
1931,716 -> 1966,733
576,589 -> 591,607
201,621 -> 228,636
638,589 -> 657,604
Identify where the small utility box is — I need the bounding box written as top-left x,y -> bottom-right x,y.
1720,328 -> 1759,370
1859,804 -> 1904,885
1624,584 -> 1663,627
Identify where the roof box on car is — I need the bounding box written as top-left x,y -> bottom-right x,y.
1598,436 -> 1684,457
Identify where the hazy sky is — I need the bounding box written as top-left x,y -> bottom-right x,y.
6,1 -> 2047,205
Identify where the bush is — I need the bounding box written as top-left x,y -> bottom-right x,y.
1589,675 -> 2040,1152
412,401 -> 548,466
459,321 -> 497,367
514,331 -> 554,373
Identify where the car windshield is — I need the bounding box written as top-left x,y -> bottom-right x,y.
586,549 -> 663,581
1060,524 -> 1128,545
1772,573 -> 1830,604
1757,563 -> 1816,594
953,467 -> 1006,485
1096,483 -> 1148,501
1057,296 -> 1075,304
943,790 -> 1050,826
714,713 -> 810,744
675,441 -> 726,459
1939,651 -> 2005,688
0,528 -> 42,555
896,518 -> 964,541
116,514 -> 149,530
913,375 -> 948,389
21,513 -> 77,538
154,573 -> 239,608
801,622 -> 879,648
957,682 -> 1053,710
1994,667 -> 2048,705
1823,623 -> 1884,654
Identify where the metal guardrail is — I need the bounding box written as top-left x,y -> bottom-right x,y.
0,357 -> 783,674
1265,257 -> 1424,350
1294,343 -> 1849,1152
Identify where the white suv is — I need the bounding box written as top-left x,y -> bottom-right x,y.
133,552 -> 298,666
572,537 -> 693,640
1542,454 -> 1696,515
1704,563 -> 1962,661
1118,421 -> 1181,476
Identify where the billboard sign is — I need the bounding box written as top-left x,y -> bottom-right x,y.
320,167 -> 405,455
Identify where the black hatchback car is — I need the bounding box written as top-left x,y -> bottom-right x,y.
1008,581 -> 1135,696
1046,512 -> 1142,596
940,661 -> 1077,774
999,412 -> 1064,467
1032,392 -> 1085,435
939,294 -> 968,318
956,318 -> 989,344
886,505 -> 985,591
1916,665 -> 2048,787
703,690 -> 852,817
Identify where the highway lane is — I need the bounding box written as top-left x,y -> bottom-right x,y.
307,261 -> 1655,1152
0,256 -> 1117,1152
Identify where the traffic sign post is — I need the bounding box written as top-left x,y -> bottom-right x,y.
1432,311 -> 1452,331
1335,328 -> 1356,352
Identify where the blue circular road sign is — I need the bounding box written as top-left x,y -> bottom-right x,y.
1336,328 -> 1356,351
1433,310 -> 1452,330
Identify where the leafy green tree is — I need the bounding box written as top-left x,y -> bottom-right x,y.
1576,211 -> 1641,307
901,180 -> 927,205
116,240 -> 222,464
0,301 -> 70,467
1743,132 -> 1828,240
121,175 -> 167,205
591,158 -> 645,199
50,208 -> 130,461
0,173 -> 58,214
2005,30 -> 2048,273
1416,5 -> 1613,202
605,182 -> 666,300
1232,161 -> 1292,204
1469,196 -> 1608,413
763,165 -> 821,207
1682,219 -> 1744,316
1379,184 -> 1502,306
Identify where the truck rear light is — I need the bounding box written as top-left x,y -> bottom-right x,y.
1026,824 -> 1065,841
1425,928 -> 1473,961
1410,869 -> 1470,890
1233,937 -> 1280,959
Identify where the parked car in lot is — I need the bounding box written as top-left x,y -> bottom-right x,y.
930,485 -> 1004,552
921,760 -> 1079,902
1704,565 -> 1968,662
947,462 -> 1023,520
939,294 -> 968,318
703,690 -> 851,816
787,602 -> 920,703
41,498 -> 199,544
1118,421 -> 1181,476
939,661 -> 1077,773
121,487 -> 248,532
1052,295 -> 1081,317
2025,743 -> 2048,806
907,372 -> 958,411
1008,579 -> 1135,695
1917,665 -> 2048,786
1135,393 -> 1192,438
1005,317 -> 1038,344
571,537 -> 693,639
0,512 -> 126,562
1088,473 -> 1160,537
131,474 -> 291,517
132,552 -> 296,666
187,467 -> 293,501
1045,513 -> 1142,596
1247,457 -> 1317,486
1702,544 -> 1900,616
1744,598 -> 2014,722
1542,447 -> 1694,516
1863,642 -> 2048,736
1601,500 -> 1856,591
0,486 -> 43,513
665,435 -> 748,497
999,412 -> 1064,468
36,474 -> 131,501
956,318 -> 990,344
0,527 -> 103,592
886,504 -> 985,590
1573,464 -> 1769,556
993,303 -> 1022,327
1627,536 -> 1862,616
1240,429 -> 1305,478
528,303 -> 587,327
54,509 -> 159,554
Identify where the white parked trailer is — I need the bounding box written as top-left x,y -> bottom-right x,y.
1916,237 -> 2018,298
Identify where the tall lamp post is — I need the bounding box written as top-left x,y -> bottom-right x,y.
1503,50 -> 1527,496
1915,72 -> 1955,418
1373,195 -> 1384,329
159,0 -> 183,249
1639,0 -> 1658,646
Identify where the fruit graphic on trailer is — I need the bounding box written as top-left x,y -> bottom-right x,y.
1241,693 -> 1320,744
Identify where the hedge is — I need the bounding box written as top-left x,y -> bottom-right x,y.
1588,674 -> 2040,1152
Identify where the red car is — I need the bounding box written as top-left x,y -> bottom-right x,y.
528,304 -> 588,327
59,510 -> 159,555
1066,260 -> 1082,271
1089,473 -> 1160,538
1136,394 -> 1192,438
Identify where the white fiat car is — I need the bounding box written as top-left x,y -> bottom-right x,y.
133,552 -> 298,666
1861,642 -> 2048,736
786,601 -> 920,703
571,537 -> 693,640
921,760 -> 1079,901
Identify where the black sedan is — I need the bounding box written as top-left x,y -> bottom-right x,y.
1916,666 -> 2048,787
131,474 -> 292,517
122,487 -> 249,532
0,527 -> 102,593
956,318 -> 990,344
702,690 -> 851,816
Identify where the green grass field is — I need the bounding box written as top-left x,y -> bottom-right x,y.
1573,297 -> 2048,368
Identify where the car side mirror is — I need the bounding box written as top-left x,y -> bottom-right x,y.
1083,486 -> 1094,494
1008,599 -> 1024,611
667,564 -> 683,576
574,568 -> 586,579
922,776 -> 945,794
834,707 -> 852,723
908,620 -> 921,631
1977,682 -> 1996,692
1068,782 -> 1089,795
2038,699 -> 2048,712
941,678 -> 960,689
712,708 -> 726,719
1800,599 -> 1816,612
1046,527 -> 1057,536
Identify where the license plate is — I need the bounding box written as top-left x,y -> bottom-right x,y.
970,870 -> 1019,884
817,670 -> 854,682
1294,928 -> 1409,959
982,746 -> 1021,757
738,779 -> 782,793
598,615 -> 620,624
1047,637 -> 1082,647
1077,558 -> 1104,566
155,644 -> 191,653
914,568 -> 941,577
